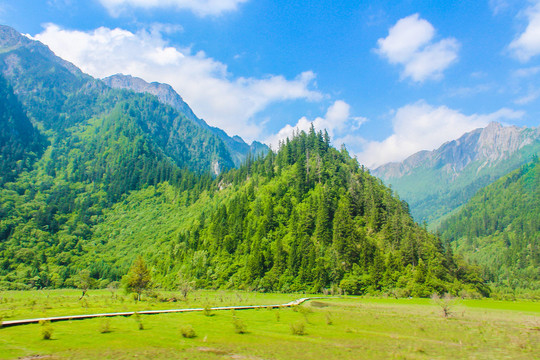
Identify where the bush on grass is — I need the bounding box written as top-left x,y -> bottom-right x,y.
39,320 -> 54,340
133,312 -> 144,330
231,312 -> 247,334
99,317 -> 111,333
290,321 -> 306,335
180,324 -> 196,338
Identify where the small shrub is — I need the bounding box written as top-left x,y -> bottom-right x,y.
203,305 -> 213,317
99,317 -> 111,333
325,312 -> 333,325
431,293 -> 457,318
180,324 -> 196,338
133,312 -> 144,330
275,310 -> 280,322
39,320 -> 54,340
290,321 -> 306,335
232,315 -> 247,334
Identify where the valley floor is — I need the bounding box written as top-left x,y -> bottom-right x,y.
0,290 -> 538,359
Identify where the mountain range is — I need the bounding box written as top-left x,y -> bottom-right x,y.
0,24 -> 489,296
373,122 -> 540,227
0,24 -> 537,295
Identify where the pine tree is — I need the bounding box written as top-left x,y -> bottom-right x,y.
123,256 -> 152,301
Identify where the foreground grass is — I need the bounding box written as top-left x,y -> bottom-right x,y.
0,290 -> 539,359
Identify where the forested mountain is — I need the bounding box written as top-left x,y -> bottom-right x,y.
102,74 -> 268,167
438,158 -> 539,290
0,24 -> 487,296
0,24 -> 231,287
0,75 -> 45,184
0,25 -> 235,175
373,122 -> 540,226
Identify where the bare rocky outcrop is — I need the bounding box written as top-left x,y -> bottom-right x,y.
374,122 -> 540,179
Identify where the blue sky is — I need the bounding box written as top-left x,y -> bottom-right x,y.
1,0 -> 539,167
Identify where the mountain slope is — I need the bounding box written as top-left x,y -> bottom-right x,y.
373,122 -> 540,226
0,75 -> 45,184
0,25 -> 235,174
438,158 -> 539,289
102,74 -> 268,167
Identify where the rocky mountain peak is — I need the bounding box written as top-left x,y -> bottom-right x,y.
476,122 -> 536,162
372,122 -> 539,225
102,74 -> 204,127
375,122 -> 539,179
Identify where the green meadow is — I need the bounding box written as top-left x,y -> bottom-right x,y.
0,290 -> 538,359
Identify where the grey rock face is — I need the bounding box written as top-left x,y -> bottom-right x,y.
374,122 -> 539,180
102,74 -> 204,128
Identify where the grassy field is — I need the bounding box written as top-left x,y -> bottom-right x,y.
0,290 -> 538,359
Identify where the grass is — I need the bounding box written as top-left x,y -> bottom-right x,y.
0,289 -> 539,359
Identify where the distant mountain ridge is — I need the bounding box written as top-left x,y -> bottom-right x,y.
102,74 -> 268,167
373,122 -> 540,226
0,24 -> 238,175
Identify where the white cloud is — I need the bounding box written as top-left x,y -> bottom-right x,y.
509,1 -> 540,61
32,24 -> 322,141
376,14 -> 459,82
265,100 -> 367,148
513,65 -> 540,77
489,0 -> 511,15
356,101 -> 524,168
98,0 -> 248,17
515,88 -> 540,104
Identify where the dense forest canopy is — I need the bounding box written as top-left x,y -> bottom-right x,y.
439,157 -> 539,291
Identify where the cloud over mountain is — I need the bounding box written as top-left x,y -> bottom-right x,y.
356,101 -> 524,168
266,100 -> 367,148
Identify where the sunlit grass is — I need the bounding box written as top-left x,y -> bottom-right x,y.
0,290 -> 538,359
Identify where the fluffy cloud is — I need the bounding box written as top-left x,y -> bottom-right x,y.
98,0 -> 248,16
509,1 -> 540,62
356,101 -> 524,168
376,14 -> 459,82
32,24 -> 322,141
266,100 -> 367,148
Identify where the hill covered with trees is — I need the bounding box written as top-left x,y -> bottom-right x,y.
60,129 -> 487,297
439,157 -> 539,291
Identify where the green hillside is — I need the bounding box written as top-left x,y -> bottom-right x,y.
439,157 -> 540,290
0,75 -> 45,184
